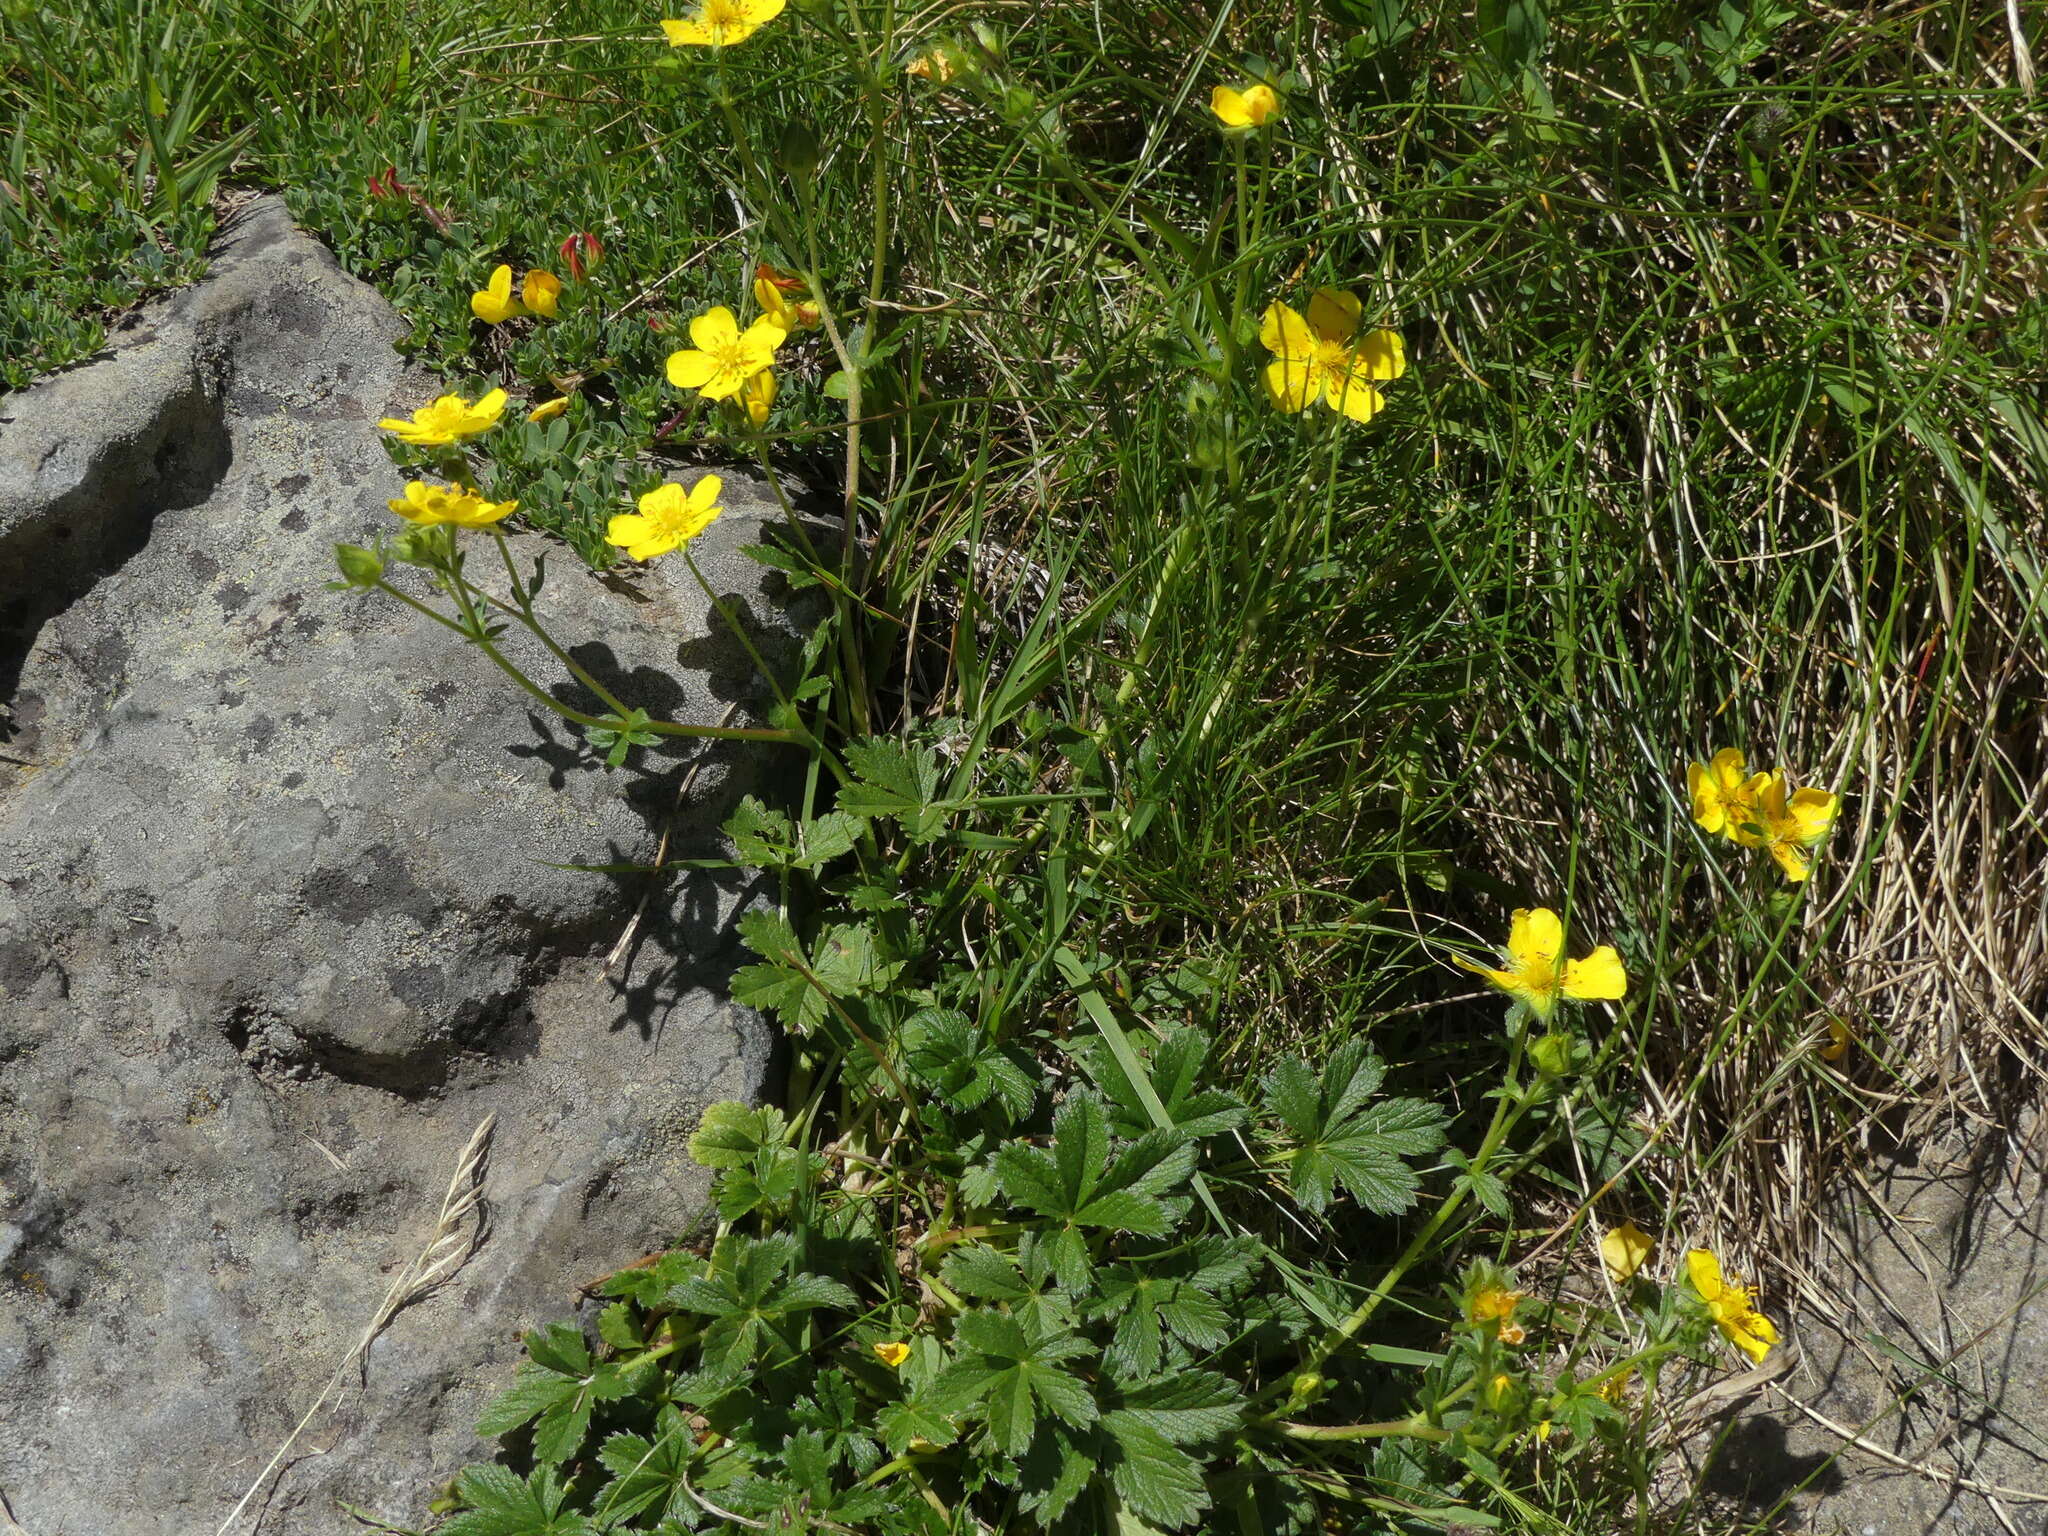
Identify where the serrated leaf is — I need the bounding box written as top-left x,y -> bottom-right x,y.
1262,1044 -> 1445,1215
439,1465 -> 594,1536
878,1397 -> 958,1455
689,1100 -> 786,1169
839,737 -> 946,840
596,1302 -> 644,1351
730,959 -> 827,1032
942,1242 -> 1030,1300
724,795 -> 795,867
1101,1412 -> 1208,1527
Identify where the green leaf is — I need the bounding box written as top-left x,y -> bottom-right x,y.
904,1008 -> 1037,1122
838,737 -> 946,840
689,1100 -> 788,1169
929,1312 -> 1099,1457
878,1397 -> 959,1455
1100,1411 -> 1208,1528
439,1465 -> 594,1536
1261,1041 -> 1446,1215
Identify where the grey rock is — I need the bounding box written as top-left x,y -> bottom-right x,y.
0,197 -> 813,1532
1684,1108 -> 2048,1534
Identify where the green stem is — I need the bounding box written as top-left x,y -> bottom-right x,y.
1275,1418 -> 1452,1444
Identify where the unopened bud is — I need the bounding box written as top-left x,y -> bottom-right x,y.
333,543 -> 384,587
778,120 -> 821,183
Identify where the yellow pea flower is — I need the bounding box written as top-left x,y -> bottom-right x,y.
740,367 -> 776,428
386,481 -> 518,528
754,265 -> 821,331
1685,1248 -> 1778,1364
873,1341 -> 911,1368
606,476 -> 724,562
1455,907 -> 1627,1023
1752,770 -> 1841,883
666,306 -> 787,401
1600,1220 -> 1654,1284
522,268 -> 562,319
1686,748 -> 1761,841
378,388 -> 508,446
527,396 -> 570,424
1210,83 -> 1282,129
661,0 -> 786,48
470,265 -> 525,324
1259,288 -> 1406,423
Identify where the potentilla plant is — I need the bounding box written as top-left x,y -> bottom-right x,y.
319,3 -> 1800,1530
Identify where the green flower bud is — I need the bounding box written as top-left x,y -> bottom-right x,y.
333,543 -> 384,587
1529,1031 -> 1576,1077
778,119 -> 821,183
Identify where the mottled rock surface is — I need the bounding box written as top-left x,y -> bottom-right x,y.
0,197 -> 809,1532
1686,1107 -> 2048,1535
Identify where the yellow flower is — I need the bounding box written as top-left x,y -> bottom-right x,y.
1685,1248 -> 1778,1364
522,268 -> 562,319
386,480 -> 518,528
1819,1017 -> 1850,1062
905,46 -> 963,83
1468,1285 -> 1523,1326
1455,907 -> 1627,1023
666,306 -> 787,401
378,388 -> 509,446
660,0 -> 786,47
527,396 -> 570,424
740,367 -> 776,428
1594,1368 -> 1632,1404
606,476 -> 724,561
1486,1372 -> 1513,1408
1210,83 -> 1282,129
1600,1220 -> 1654,1284
1259,289 -> 1406,423
753,265 -> 821,331
470,265 -> 524,324
873,1341 -> 911,1368
1753,770 -> 1841,883
1686,748 -> 1760,841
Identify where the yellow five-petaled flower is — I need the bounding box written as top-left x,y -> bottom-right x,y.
377,388 -> 508,447
661,0 -> 785,47
386,481 -> 518,528
1752,769 -> 1840,883
606,476 -> 725,562
666,306 -> 787,402
1687,747 -> 1758,839
873,1341 -> 911,1368
1456,907 -> 1627,1024
1210,83 -> 1282,129
1686,1248 -> 1778,1364
1260,288 -> 1406,423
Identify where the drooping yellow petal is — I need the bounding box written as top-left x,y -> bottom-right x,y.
527,396 -> 570,424
1600,1221 -> 1654,1283
522,268 -> 562,318
1819,1018 -> 1850,1062
1726,1308 -> 1778,1363
1561,946 -> 1627,1002
1782,787 -> 1840,845
740,368 -> 776,427
1766,839 -> 1813,882
1507,908 -> 1564,970
1306,287 -> 1362,343
1259,302 -> 1313,361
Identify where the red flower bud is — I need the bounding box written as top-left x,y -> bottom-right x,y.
559,231 -> 605,282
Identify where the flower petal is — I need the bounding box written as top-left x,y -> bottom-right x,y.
1351,327 -> 1406,382
688,305 -> 741,353
1261,356 -> 1314,412
661,16 -> 715,44
1784,787 -> 1839,845
1259,302 -> 1312,360
1210,85 -> 1251,127
522,269 -> 562,318
1322,370 -> 1384,423
1684,1248 -> 1726,1303
1507,908 -> 1563,969
470,388 -> 508,426
1306,287 -> 1361,343
1600,1221 -> 1654,1284
667,349 -> 719,389
1767,840 -> 1812,882
686,474 -> 723,511
1561,946 -> 1627,1001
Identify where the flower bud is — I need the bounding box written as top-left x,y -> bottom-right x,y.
1529,1032 -> 1576,1077
333,543 -> 384,586
777,119 -> 821,183
558,231 -> 605,283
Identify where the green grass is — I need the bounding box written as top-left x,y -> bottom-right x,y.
9,0 -> 2048,1529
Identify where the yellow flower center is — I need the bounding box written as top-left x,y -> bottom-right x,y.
703,0 -> 750,36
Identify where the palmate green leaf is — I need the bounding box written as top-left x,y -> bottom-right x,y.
593,1411 -> 694,1527
1115,1371 -> 1245,1444
838,737 -> 946,841
878,1397 -> 959,1455
438,1465 -> 594,1536
597,1248 -> 701,1308
714,1143 -> 815,1222
929,1310 -> 1099,1457
723,795 -> 796,867
902,1007 -> 1037,1122
1019,1421 -> 1098,1525
1079,1026 -> 1248,1141
1261,1041 -> 1447,1215
664,1233 -> 857,1372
